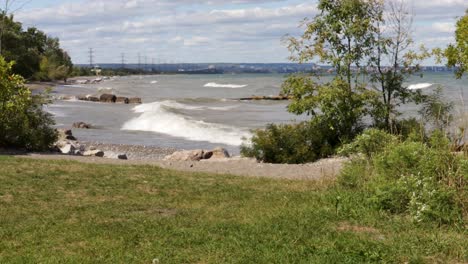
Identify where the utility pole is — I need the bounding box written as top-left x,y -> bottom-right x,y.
88,48 -> 94,67
121,53 -> 125,69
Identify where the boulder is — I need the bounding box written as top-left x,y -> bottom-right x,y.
83,150 -> 105,157
59,144 -> 76,155
116,97 -> 130,104
105,152 -> 128,160
57,129 -> 76,141
100,94 -> 117,103
72,122 -> 91,129
205,147 -> 230,159
87,96 -> 100,102
164,150 -> 205,161
128,97 -> 142,104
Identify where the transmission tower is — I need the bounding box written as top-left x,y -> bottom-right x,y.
88,48 -> 94,67
121,53 -> 125,69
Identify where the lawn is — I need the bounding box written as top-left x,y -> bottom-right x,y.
0,156 -> 466,263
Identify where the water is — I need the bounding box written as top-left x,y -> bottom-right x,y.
47,73 -> 468,154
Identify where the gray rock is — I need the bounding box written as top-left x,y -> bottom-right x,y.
59,144 -> 76,155
164,150 -> 205,161
72,122 -> 91,129
116,97 -> 130,104
100,94 -> 117,103
83,150 -> 105,157
205,147 -> 230,159
104,152 -> 128,160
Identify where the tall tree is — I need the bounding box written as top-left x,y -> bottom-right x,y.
282,0 -> 383,141
445,10 -> 468,78
370,0 -> 430,131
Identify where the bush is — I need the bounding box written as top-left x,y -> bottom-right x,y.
0,57 -> 57,150
338,130 -> 467,224
338,129 -> 398,158
241,119 -> 338,164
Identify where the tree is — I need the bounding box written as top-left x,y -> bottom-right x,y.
369,0 -> 430,131
0,56 -> 57,150
445,10 -> 468,78
0,13 -> 72,80
282,0 -> 384,141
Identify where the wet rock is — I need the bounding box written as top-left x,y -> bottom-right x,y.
104,151 -> 128,160
100,94 -> 117,103
87,96 -> 100,102
128,97 -> 142,104
72,122 -> 91,129
116,97 -> 130,104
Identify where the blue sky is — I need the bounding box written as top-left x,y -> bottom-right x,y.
12,0 -> 467,64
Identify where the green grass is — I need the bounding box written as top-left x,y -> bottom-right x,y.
0,156 -> 466,263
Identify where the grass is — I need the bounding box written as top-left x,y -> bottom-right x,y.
0,156 -> 466,263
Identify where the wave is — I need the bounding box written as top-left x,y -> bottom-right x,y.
161,100 -> 237,111
408,83 -> 433,90
204,82 -> 247,89
121,101 -> 250,146
150,80 -> 158,84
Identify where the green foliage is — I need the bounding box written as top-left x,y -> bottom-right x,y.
338,128 -> 398,158
445,9 -> 468,78
0,56 -> 57,150
0,14 -> 72,80
419,87 -> 454,132
339,130 -> 467,225
241,120 -> 337,164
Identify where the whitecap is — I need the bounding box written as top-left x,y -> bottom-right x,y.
122,101 -> 250,146
408,83 -> 433,90
150,80 -> 158,84
204,82 -> 248,89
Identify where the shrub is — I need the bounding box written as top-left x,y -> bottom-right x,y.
0,57 -> 57,151
241,119 -> 338,164
338,129 -> 398,158
338,130 -> 467,225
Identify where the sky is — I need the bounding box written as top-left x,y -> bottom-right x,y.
10,0 -> 468,65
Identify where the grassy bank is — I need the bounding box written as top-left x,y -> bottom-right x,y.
0,156 -> 466,263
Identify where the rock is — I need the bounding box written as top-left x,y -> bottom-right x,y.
75,79 -> 90,85
100,93 -> 117,103
57,129 -> 76,141
72,122 -> 91,129
74,150 -> 83,156
117,154 -> 128,160
104,152 -> 128,160
87,96 -> 100,102
59,144 -> 76,155
83,150 -> 105,157
116,97 -> 130,104
164,150 -> 205,161
128,97 -> 142,104
206,147 -> 230,159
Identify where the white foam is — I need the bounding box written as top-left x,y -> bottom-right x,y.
204,82 -> 247,89
150,80 -> 158,84
122,101 -> 250,146
408,83 -> 433,90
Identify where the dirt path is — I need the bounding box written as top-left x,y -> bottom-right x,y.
18,154 -> 347,180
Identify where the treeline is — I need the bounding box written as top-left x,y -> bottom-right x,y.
0,14 -> 73,81
71,67 -> 159,77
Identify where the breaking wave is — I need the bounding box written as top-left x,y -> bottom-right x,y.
121,101 -> 250,146
204,82 -> 247,89
408,83 -> 433,90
